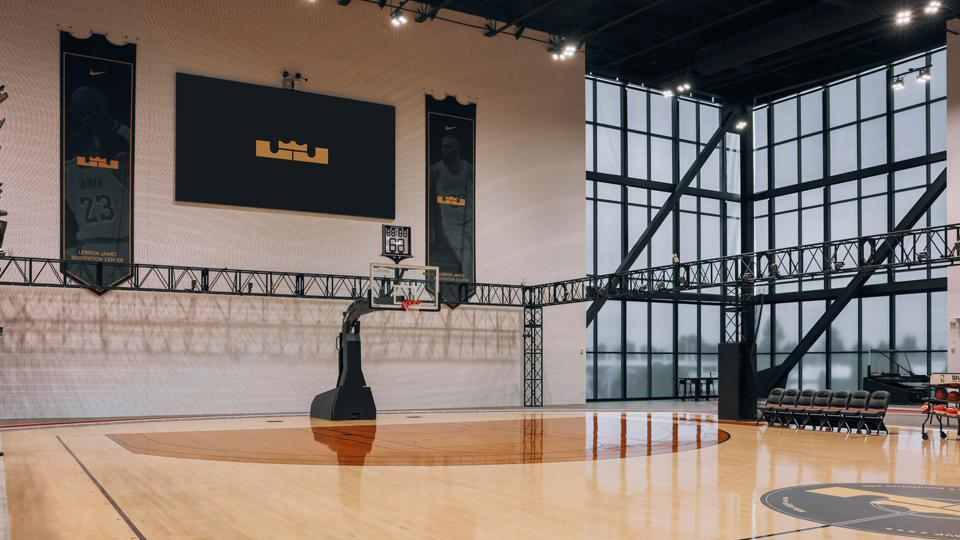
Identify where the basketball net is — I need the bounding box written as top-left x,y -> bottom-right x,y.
400,299 -> 423,322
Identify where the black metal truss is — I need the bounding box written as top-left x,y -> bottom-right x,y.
5,221 -> 959,308
524,222 -> 960,308
523,305 -> 544,407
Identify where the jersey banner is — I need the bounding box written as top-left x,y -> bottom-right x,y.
60,32 -> 135,292
425,95 -> 476,302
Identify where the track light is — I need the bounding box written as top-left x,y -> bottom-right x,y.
549,40 -> 578,61
895,9 -> 912,25
891,76 -> 905,90
917,67 -> 932,84
735,120 -> 748,131
390,9 -> 408,26
924,1 -> 942,14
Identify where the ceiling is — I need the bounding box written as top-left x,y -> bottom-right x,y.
406,0 -> 952,102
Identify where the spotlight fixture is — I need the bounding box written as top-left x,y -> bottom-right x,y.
891,76 -> 905,90
924,1 -> 942,14
917,250 -> 930,262
672,253 -> 680,265
895,9 -> 912,25
676,82 -> 691,93
656,281 -> 667,291
768,263 -> 779,277
549,40 -> 578,61
662,89 -> 674,98
834,260 -> 845,271
952,240 -> 960,256
917,67 -> 932,84
735,119 -> 748,131
390,9 -> 408,26
246,283 -> 253,294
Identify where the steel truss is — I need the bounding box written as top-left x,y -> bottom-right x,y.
523,305 -> 544,407
2,222 -> 959,408
525,223 -> 960,306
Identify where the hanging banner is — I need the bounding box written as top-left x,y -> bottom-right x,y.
60,32 -> 135,292
425,95 -> 476,300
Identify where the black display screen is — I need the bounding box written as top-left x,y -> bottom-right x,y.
176,73 -> 395,218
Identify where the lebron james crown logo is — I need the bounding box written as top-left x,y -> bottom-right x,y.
77,156 -> 120,170
255,140 -> 329,165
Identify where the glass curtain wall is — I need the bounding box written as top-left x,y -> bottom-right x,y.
752,47 -> 946,390
585,77 -> 740,399
586,47 -> 946,400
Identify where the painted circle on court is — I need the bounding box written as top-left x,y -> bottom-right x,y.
761,483 -> 960,538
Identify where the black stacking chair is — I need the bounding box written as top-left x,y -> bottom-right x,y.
789,389 -> 817,429
678,379 -> 689,401
823,390 -> 851,431
757,388 -> 785,425
843,390 -> 871,433
860,390 -> 891,435
772,388 -> 800,427
802,389 -> 833,430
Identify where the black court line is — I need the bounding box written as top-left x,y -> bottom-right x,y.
735,524 -> 831,539
56,436 -> 148,540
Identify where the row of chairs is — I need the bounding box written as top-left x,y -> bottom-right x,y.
757,388 -> 891,435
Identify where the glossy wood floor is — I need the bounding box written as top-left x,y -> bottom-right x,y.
3,411 -> 959,539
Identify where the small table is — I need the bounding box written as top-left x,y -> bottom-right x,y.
678,377 -> 718,401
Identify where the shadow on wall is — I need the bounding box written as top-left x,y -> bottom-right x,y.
0,288 -> 521,418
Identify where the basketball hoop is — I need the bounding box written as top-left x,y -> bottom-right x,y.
400,299 -> 423,310
400,299 -> 423,322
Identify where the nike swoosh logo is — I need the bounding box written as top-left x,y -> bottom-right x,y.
444,125 -> 456,131
90,70 -> 106,76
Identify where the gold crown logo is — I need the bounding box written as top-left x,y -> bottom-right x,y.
77,156 -> 119,170
255,140 -> 328,165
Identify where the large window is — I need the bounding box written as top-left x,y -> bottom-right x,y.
585,78 -> 739,399
753,48 -> 946,388
585,47 -> 947,400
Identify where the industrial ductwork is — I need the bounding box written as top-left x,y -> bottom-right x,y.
695,0 -> 903,76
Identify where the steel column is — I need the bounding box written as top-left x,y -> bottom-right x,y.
523,305 -> 544,407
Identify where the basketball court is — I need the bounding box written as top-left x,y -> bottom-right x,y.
3,0 -> 960,539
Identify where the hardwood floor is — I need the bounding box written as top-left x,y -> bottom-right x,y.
3,411 -> 959,539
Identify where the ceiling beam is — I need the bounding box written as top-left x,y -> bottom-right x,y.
415,0 -> 456,22
483,0 -> 560,37
603,0 -> 779,70
576,0 -> 672,42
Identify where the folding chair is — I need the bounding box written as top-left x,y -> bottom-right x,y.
789,389 -> 816,429
757,388 -> 785,425
823,390 -> 851,431
771,388 -> 800,427
860,390 -> 891,435
843,390 -> 871,433
802,389 -> 833,430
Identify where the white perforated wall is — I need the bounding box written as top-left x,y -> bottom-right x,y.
0,0 -> 585,416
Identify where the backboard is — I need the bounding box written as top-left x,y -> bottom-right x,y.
369,263 -> 440,311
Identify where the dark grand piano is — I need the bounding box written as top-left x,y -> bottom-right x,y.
862,351 -> 929,405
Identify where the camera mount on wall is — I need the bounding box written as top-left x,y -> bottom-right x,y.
282,71 -> 308,90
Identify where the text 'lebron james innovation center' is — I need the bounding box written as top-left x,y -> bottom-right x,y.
4,1 -> 960,539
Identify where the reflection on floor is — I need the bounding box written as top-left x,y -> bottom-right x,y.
3,410 -> 959,539
109,415 -> 729,466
